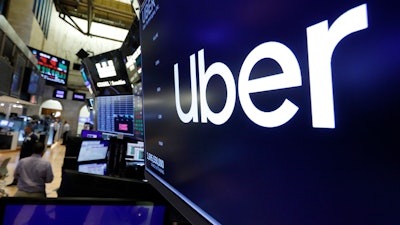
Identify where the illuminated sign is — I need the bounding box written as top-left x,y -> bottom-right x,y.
142,0 -> 159,30
72,92 -> 86,101
174,4 -> 368,129
53,89 -> 67,99
95,60 -> 117,78
29,47 -> 70,86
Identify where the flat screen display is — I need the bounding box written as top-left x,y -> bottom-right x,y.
96,95 -> 135,136
77,140 -> 109,162
140,0 -> 400,224
0,57 -> 12,96
0,120 -> 8,127
29,47 -> 70,86
126,141 -> 144,161
9,54 -> 25,98
0,198 -> 166,225
72,92 -> 86,101
82,49 -> 132,96
78,163 -> 107,175
27,70 -> 45,95
81,130 -> 102,139
52,89 -> 67,99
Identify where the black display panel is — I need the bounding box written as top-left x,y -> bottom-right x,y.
9,54 -> 26,98
0,57 -> 13,96
29,47 -> 70,86
0,198 -> 166,225
141,0 -> 400,224
82,49 -> 132,96
81,130 -> 102,139
27,70 -> 45,95
20,67 -> 45,102
96,95 -> 135,136
72,92 -> 86,101
21,67 -> 45,95
52,89 -> 67,99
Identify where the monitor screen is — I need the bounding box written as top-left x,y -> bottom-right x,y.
81,130 -> 102,139
78,162 -> 107,175
0,58 -> 12,96
140,0 -> 400,224
0,198 -> 166,225
0,120 -> 8,127
52,89 -> 67,99
29,47 -> 70,86
126,141 -> 144,161
77,140 -> 109,162
72,92 -> 86,101
27,70 -> 44,95
82,49 -> 132,96
96,95 -> 135,136
20,67 -> 45,101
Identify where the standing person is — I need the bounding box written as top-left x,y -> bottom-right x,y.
8,125 -> 39,186
13,142 -> 54,198
52,118 -> 60,143
19,125 -> 39,159
61,120 -> 70,145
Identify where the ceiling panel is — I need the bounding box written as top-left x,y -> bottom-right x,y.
54,0 -> 135,31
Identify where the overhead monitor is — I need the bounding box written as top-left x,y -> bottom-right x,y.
29,47 -> 70,86
140,0 -> 400,224
72,92 -> 86,101
82,49 -> 132,96
52,89 -> 67,99
96,95 -> 137,137
20,67 -> 46,102
0,57 -> 13,96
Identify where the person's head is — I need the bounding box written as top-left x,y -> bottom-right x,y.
24,126 -> 33,135
32,142 -> 45,155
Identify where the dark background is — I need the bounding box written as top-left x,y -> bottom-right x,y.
141,0 -> 400,224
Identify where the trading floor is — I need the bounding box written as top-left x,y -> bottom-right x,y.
0,141 -> 65,198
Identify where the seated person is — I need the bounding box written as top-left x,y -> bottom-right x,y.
13,142 -> 54,198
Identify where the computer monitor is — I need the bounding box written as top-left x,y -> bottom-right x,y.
0,197 -> 166,225
126,141 -> 144,162
0,120 -> 8,127
77,140 -> 109,163
81,130 -> 102,139
78,162 -> 107,175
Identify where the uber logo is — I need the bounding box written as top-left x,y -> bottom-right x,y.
174,4 -> 368,128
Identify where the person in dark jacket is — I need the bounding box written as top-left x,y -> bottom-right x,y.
8,125 -> 39,186
19,126 -> 39,159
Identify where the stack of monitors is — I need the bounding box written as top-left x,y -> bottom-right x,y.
77,139 -> 109,176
